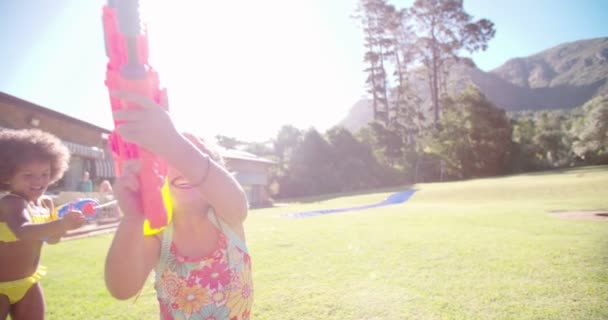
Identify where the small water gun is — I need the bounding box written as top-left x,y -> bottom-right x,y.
42,198 -> 102,243
102,0 -> 169,231
52,198 -> 100,221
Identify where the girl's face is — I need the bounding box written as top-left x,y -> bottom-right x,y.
6,160 -> 52,201
167,167 -> 208,208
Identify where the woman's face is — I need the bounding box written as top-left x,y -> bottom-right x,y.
167,133 -> 214,211
167,167 -> 208,208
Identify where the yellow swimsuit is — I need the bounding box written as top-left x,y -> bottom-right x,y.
0,267 -> 47,304
0,194 -> 52,304
0,222 -> 19,242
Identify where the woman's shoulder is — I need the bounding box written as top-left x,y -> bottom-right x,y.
209,209 -> 248,253
0,194 -> 26,220
0,194 -> 26,209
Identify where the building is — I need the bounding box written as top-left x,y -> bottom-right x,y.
0,91 -> 114,192
221,148 -> 276,208
0,91 -> 275,206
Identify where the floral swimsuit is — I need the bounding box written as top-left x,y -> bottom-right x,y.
154,211 -> 253,320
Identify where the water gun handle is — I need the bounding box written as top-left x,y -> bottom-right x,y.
55,199 -> 100,221
102,0 -> 168,229
43,199 -> 99,242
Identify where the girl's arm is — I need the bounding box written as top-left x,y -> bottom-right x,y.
104,214 -> 160,300
0,197 -> 83,241
104,160 -> 160,300
112,92 -> 249,230
166,136 -> 249,229
42,196 -> 63,244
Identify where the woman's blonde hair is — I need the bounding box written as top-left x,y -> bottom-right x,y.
182,133 -> 225,167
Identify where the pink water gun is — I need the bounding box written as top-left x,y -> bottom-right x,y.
102,0 -> 168,229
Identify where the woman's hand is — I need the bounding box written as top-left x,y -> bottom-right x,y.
111,91 -> 180,158
113,160 -> 144,219
61,210 -> 86,231
105,157 -> 162,300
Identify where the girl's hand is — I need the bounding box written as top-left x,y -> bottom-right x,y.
61,210 -> 86,230
113,160 -> 144,219
111,91 -> 180,158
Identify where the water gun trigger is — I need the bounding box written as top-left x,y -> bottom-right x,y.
82,202 -> 97,217
55,199 -> 100,221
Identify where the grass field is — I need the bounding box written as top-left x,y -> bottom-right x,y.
40,165 -> 608,319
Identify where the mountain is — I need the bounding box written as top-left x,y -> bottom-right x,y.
339,37 -> 608,132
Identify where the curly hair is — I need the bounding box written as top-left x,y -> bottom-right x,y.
183,132 -> 225,167
0,129 -> 71,191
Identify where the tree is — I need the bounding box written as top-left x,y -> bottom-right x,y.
326,126 -> 381,191
410,0 -> 495,124
532,111 -> 574,168
215,135 -> 241,149
273,125 -> 302,171
384,4 -> 425,147
356,124 -> 409,185
354,0 -> 391,124
281,129 -> 338,197
572,95 -> 608,164
367,121 -> 404,168
425,86 -> 511,179
511,114 -> 541,172
242,141 -> 274,158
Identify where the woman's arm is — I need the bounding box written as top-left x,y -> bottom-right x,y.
112,92 -> 249,229
104,214 -> 160,300
166,137 -> 249,228
0,197 -> 83,241
42,196 -> 63,244
104,159 -> 161,300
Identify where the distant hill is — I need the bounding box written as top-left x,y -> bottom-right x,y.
339,37 -> 608,132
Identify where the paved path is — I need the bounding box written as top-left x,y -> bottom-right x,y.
282,190 -> 417,218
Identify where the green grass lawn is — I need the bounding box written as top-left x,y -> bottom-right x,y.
41,166 -> 608,319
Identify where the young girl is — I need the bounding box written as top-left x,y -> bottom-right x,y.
105,92 -> 253,320
0,129 -> 86,320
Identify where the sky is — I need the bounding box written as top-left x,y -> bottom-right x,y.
0,0 -> 607,142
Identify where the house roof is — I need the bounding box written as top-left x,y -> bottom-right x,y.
0,91 -> 112,133
1,91 -> 275,166
219,147 -> 276,164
